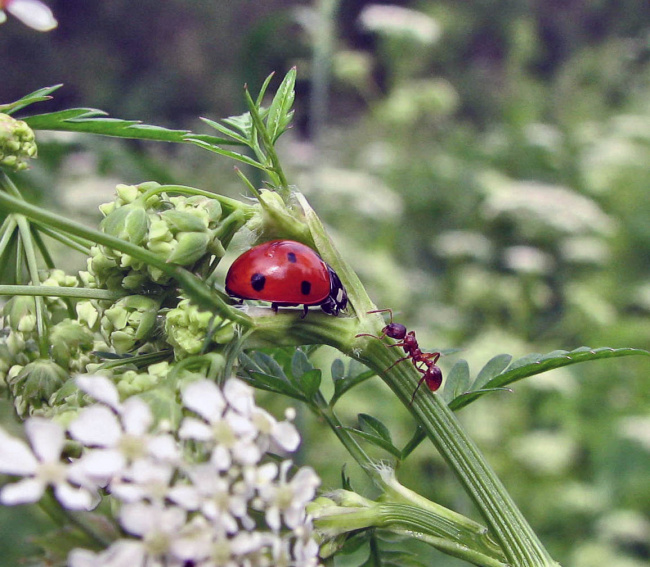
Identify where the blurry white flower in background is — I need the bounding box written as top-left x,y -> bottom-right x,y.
0,0 -> 57,31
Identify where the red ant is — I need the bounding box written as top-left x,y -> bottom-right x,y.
357,309 -> 443,404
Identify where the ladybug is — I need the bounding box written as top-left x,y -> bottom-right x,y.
225,240 -> 348,316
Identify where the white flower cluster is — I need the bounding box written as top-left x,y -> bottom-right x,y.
0,376 -> 321,567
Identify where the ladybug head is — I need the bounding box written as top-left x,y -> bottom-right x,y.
319,265 -> 348,316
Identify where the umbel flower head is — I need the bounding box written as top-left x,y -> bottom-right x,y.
0,375 -> 322,567
0,113 -> 37,172
0,0 -> 57,31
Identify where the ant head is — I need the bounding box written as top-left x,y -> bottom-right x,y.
383,322 -> 407,340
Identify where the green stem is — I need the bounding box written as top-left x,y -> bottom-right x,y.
357,337 -> 560,567
0,285 -> 126,300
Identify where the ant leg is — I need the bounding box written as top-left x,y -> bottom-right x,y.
409,374 -> 428,405
367,308 -> 394,323
385,356 -> 410,372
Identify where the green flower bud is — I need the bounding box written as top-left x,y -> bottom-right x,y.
101,203 -> 149,245
76,300 -> 100,329
165,298 -> 234,359
0,113 -> 37,172
9,359 -> 68,412
160,209 -> 208,233
3,296 -> 37,333
249,189 -> 310,241
186,195 -> 222,223
115,183 -> 140,205
101,295 -> 160,354
166,231 -> 209,265
49,319 -> 95,370
116,369 -> 158,396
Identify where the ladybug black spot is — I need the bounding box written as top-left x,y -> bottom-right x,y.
301,280 -> 311,295
287,252 -> 297,263
251,273 -> 266,292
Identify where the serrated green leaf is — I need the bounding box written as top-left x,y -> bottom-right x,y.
449,346 -> 650,411
299,368 -> 322,398
185,138 -> 267,170
0,84 -> 62,115
255,72 -> 276,106
200,117 -> 249,144
472,353 -> 513,390
24,108 -> 192,142
343,426 -> 402,458
441,359 -> 470,404
244,371 -> 306,400
241,351 -> 287,380
222,111 -> 255,139
291,348 -> 313,380
266,68 -> 296,142
331,368 -> 376,405
331,358 -> 345,381
358,413 -> 393,444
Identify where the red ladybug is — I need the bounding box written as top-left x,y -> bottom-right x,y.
225,240 -> 348,316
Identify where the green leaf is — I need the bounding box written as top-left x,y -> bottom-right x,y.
222,111 -> 255,139
330,359 -> 376,405
291,348 -> 313,379
331,357 -> 345,381
343,426 -> 402,458
448,346 -> 650,411
400,426 -> 426,460
255,72 -> 276,106
266,67 -> 296,142
472,353 -> 513,390
358,413 -> 393,445
199,117 -> 249,144
24,108 -> 192,142
184,137 -> 267,170
0,85 -> 62,115
441,359 -> 470,404
299,368 -> 322,398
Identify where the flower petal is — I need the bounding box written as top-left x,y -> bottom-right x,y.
0,429 -> 37,475
182,379 -> 225,420
25,418 -> 64,463
120,397 -> 152,436
76,375 -> 121,410
54,482 -> 94,510
224,378 -> 254,415
0,477 -> 44,505
7,0 -> 57,31
69,406 -> 122,447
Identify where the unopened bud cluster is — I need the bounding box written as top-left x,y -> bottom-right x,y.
90,182 -> 226,289
1,182 -> 248,418
0,113 -> 37,172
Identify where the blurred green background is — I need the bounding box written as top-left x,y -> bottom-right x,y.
1,1 -> 649,565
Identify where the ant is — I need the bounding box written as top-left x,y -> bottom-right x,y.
357,309 -> 443,404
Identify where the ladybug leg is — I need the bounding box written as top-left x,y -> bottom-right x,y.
301,304 -> 309,318
271,302 -> 280,313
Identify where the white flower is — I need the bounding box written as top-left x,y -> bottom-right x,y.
119,502 -> 188,560
0,418 -> 95,510
179,379 -> 261,468
68,540 -> 146,567
0,0 -> 57,31
69,376 -> 179,485
257,460 -> 321,531
168,463 -> 253,533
